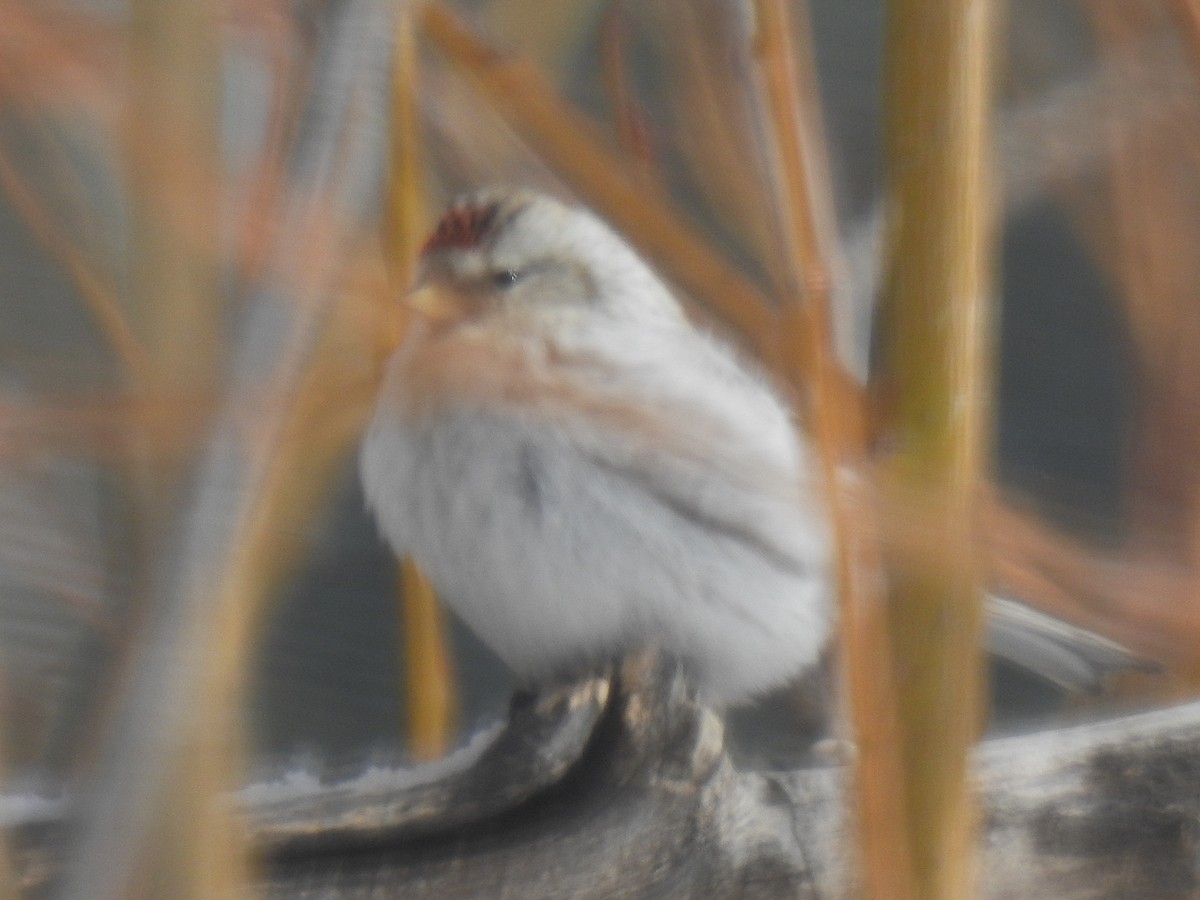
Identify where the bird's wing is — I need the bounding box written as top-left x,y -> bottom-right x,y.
985,594 -> 1155,692
532,330 -> 827,574
388,321 -> 826,572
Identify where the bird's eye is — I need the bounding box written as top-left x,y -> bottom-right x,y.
490,269 -> 522,289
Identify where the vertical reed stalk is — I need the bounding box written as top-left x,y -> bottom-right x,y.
400,559 -> 456,760
0,153 -> 149,381
599,2 -> 658,187
127,0 -> 221,393
877,0 -> 997,896
419,4 -> 777,346
387,2 -> 457,761
124,0 -> 249,897
750,2 -> 915,897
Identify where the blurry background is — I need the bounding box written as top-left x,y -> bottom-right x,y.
0,0 -> 1196,807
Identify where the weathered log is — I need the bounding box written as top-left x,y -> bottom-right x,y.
8,657 -> 1200,898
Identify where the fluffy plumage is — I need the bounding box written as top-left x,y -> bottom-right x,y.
361,189 -> 831,704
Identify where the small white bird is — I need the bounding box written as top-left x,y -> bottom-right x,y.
361,188 -> 832,705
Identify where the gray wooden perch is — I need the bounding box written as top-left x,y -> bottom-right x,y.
8,653 -> 1200,898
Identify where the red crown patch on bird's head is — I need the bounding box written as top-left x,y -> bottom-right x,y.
421,201 -> 501,256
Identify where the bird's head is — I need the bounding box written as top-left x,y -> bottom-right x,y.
407,189 -> 685,337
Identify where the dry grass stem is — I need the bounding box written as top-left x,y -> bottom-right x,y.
108,0 -> 247,895
0,151 -> 149,382
750,1 -> 914,896
643,1 -> 787,310
401,561 -> 457,761
1092,3 -> 1200,552
0,1 -> 123,122
1056,0 -> 1200,682
479,0 -> 604,81
876,0 -> 997,895
230,15 -> 310,288
599,3 -> 659,188
59,1 -> 394,896
986,495 -> 1200,673
388,2 -> 458,762
419,3 -> 777,348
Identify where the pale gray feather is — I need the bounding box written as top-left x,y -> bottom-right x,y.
985,595 -> 1150,692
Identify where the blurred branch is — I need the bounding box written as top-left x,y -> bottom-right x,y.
0,4 -> 146,384
230,9 -> 312,288
118,0 -> 236,897
399,561 -> 456,761
59,1 -> 394,898
480,0 -> 605,81
14,661 -> 1200,896
0,152 -> 148,382
748,1 -> 911,898
387,2 -> 457,763
637,1 -> 789,285
598,2 -> 659,188
419,3 -> 778,348
0,0 -> 122,122
386,7 -> 428,286
876,0 -> 997,896
124,0 -> 222,394
839,31 -> 1195,379
247,689 -> 1200,898
986,493 -> 1200,673
1081,3 -> 1200,586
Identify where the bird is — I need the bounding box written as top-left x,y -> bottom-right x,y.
360,187 -> 832,706
361,187 -> 1143,709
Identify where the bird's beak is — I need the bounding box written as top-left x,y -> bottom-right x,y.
406,284 -> 464,325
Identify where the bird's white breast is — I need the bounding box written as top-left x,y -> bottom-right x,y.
360,327 -> 833,704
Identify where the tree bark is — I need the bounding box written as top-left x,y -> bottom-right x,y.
10,656 -> 1200,898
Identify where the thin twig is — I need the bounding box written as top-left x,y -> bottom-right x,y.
387,0 -> 458,762
419,4 -> 777,348
749,1 -> 914,897
599,1 -> 659,188
59,2 -> 395,898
